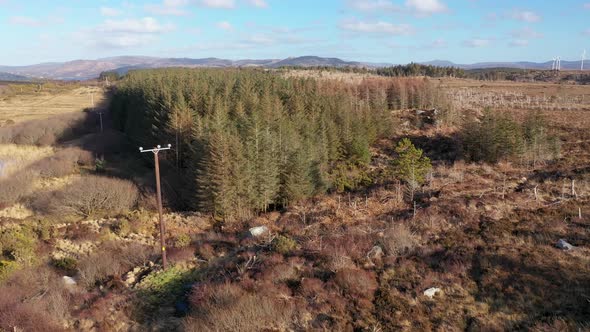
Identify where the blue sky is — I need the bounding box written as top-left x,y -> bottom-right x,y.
0,0 -> 589,65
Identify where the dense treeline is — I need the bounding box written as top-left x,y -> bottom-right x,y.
464,68 -> 590,84
464,68 -> 526,81
279,63 -> 466,78
376,63 -> 465,78
112,69 -> 448,220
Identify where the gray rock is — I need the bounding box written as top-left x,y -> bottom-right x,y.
249,226 -> 269,237
424,287 -> 441,299
62,276 -> 77,286
556,239 -> 574,251
367,246 -> 384,261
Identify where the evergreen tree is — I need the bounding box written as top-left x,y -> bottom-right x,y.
392,138 -> 432,202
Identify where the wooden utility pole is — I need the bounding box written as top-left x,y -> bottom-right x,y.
140,144 -> 172,269
98,112 -> 103,133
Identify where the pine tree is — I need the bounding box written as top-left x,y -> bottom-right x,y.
392,138 -> 431,202
280,149 -> 313,206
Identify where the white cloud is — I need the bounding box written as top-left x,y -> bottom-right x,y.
100,7 -> 122,17
340,20 -> 413,35
405,0 -> 447,15
584,3 -> 590,9
509,10 -> 541,23
8,15 -> 63,27
8,16 -> 41,26
248,0 -> 267,8
347,0 -> 400,12
145,0 -> 190,16
509,39 -> 529,47
463,38 -> 491,48
98,34 -> 157,48
96,17 -> 174,34
511,27 -> 543,39
427,38 -> 447,49
199,0 -> 235,8
78,17 -> 175,49
217,21 -> 233,31
177,32 -> 320,53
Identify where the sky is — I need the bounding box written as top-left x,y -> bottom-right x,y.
0,0 -> 589,66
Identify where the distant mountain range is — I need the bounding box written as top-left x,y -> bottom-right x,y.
421,59 -> 585,71
0,71 -> 31,81
0,56 -> 585,81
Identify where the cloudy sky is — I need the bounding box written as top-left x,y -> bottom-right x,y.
0,0 -> 589,65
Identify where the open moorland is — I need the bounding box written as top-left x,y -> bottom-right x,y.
0,82 -> 105,125
0,69 -> 589,331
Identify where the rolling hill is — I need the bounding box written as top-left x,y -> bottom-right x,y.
0,72 -> 31,82
0,56 -> 586,81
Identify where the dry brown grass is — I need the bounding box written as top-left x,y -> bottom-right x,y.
438,77 -> 590,112
185,283 -> 296,332
0,144 -> 53,178
0,86 -> 106,124
382,223 -> 419,257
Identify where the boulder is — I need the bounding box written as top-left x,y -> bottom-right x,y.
367,246 -> 384,261
424,287 -> 441,299
249,226 -> 269,237
62,276 -> 77,286
556,239 -> 574,251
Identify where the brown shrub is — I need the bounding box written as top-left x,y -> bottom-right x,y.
31,147 -> 94,178
0,170 -> 36,205
299,277 -> 325,298
37,132 -> 57,146
196,243 -> 215,260
32,175 -> 138,217
333,268 -> 378,299
78,242 -> 155,288
260,262 -> 299,284
382,223 -> 419,257
185,282 -> 295,332
0,266 -> 79,331
0,112 -> 94,146
0,286 -> 62,332
167,247 -> 196,263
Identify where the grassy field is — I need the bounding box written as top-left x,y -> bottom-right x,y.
0,84 -> 106,124
439,77 -> 590,112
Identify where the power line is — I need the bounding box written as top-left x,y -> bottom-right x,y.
140,144 -> 172,269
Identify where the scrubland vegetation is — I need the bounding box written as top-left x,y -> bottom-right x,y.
0,69 -> 589,331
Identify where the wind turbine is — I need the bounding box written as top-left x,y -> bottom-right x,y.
582,50 -> 587,71
551,57 -> 556,71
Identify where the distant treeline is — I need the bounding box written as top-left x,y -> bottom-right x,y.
110,68 -> 447,220
277,64 -> 590,84
466,68 -> 590,84
103,63 -> 590,84
375,64 -> 465,78
278,63 -> 466,78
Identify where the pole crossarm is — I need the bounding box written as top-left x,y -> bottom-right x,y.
139,144 -> 172,154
